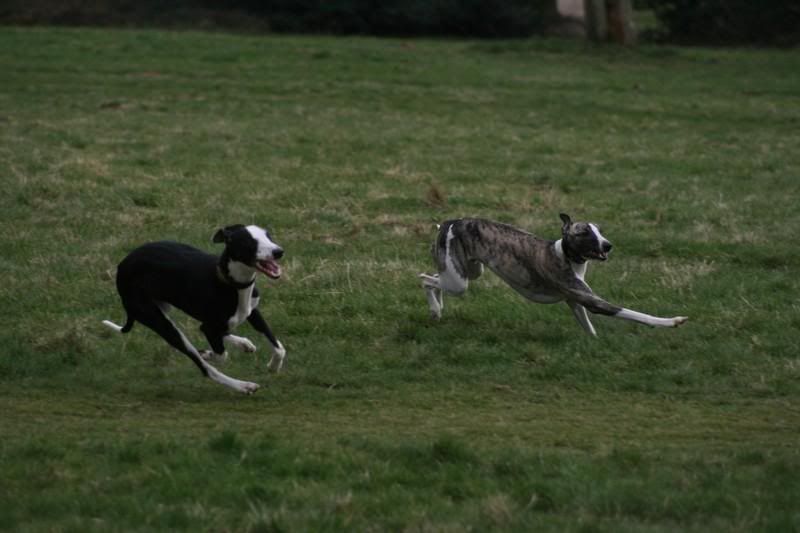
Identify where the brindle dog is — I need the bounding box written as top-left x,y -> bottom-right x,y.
419,213 -> 688,336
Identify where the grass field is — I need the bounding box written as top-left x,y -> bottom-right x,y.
1,27 -> 799,531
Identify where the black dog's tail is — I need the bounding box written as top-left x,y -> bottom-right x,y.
104,261 -> 137,334
101,317 -> 134,333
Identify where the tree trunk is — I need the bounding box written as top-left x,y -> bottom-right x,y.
584,0 -> 635,44
607,0 -> 636,44
584,0 -> 607,41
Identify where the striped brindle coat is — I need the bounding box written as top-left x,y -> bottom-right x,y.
419,214 -> 688,336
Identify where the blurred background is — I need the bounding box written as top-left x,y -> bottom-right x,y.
2,0 -> 799,47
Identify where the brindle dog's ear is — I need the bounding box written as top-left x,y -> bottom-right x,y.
559,213 -> 572,238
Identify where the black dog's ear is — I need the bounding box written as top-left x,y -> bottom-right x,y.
212,229 -> 227,244
212,224 -> 245,244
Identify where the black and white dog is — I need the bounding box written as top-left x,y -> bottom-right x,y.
419,214 -> 688,335
103,224 -> 286,394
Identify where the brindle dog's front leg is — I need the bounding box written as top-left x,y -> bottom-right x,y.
567,301 -> 597,336
567,288 -> 688,328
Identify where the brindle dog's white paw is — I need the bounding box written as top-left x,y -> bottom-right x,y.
240,381 -> 260,395
673,316 -> 689,327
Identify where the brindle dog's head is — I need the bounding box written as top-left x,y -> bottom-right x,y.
559,213 -> 613,263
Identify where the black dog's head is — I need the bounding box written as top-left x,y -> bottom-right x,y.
213,224 -> 284,279
559,213 -> 612,263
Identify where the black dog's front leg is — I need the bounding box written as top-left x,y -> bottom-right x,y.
247,309 -> 286,372
200,323 -> 228,363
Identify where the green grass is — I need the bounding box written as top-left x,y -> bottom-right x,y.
1,26 -> 800,531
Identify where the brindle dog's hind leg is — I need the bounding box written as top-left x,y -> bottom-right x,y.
420,221 -> 477,319
420,263 -> 470,319
465,259 -> 484,280
420,273 -> 444,319
420,242 -> 472,319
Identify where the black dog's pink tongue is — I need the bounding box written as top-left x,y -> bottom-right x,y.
258,259 -> 282,279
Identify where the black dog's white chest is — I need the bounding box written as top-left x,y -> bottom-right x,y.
226,285 -> 261,329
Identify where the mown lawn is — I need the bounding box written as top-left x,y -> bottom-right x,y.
1,27 -> 799,531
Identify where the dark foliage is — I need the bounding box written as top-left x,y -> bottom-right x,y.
240,0 -> 550,38
648,0 -> 800,46
1,0 -> 553,38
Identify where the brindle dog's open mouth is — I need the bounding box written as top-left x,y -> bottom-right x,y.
256,259 -> 282,279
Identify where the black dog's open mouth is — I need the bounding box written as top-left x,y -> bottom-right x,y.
587,251 -> 609,261
256,259 -> 282,279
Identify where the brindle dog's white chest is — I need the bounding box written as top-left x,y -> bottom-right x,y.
571,261 -> 587,281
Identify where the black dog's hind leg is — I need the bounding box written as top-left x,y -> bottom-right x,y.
133,302 -> 260,394
247,309 -> 286,372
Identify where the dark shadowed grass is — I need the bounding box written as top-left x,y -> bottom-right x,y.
1,27 -> 799,531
